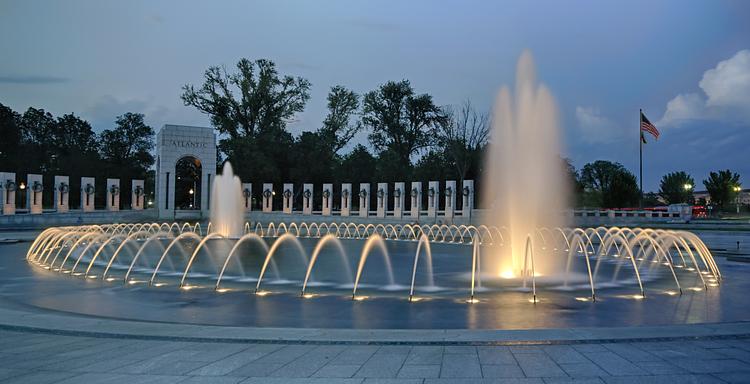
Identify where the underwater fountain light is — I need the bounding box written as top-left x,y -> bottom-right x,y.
500,270 -> 515,279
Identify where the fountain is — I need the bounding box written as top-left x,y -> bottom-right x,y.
15,51 -> 731,330
210,162 -> 243,238
483,51 -> 569,277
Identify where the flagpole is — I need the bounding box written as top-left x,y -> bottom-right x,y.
639,108 -> 643,208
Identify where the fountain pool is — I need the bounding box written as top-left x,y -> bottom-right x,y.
10,221 -> 742,329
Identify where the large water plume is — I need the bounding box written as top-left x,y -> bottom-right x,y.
210,162 -> 244,238
482,51 -> 569,276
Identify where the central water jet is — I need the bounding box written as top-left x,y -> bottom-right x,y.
482,51 -> 569,276
210,162 -> 243,239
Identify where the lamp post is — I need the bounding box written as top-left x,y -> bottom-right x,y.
734,186 -> 742,214
683,183 -> 692,204
18,181 -> 26,211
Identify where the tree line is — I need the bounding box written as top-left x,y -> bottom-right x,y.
567,160 -> 743,212
180,58 -> 487,209
0,104 -> 154,209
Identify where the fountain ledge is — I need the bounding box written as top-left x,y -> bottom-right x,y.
0,306 -> 748,345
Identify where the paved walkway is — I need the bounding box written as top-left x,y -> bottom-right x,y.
2,328 -> 750,383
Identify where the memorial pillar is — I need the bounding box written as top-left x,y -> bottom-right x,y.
410,182 -> 421,219
106,178 -> 120,211
282,183 -> 293,214
341,183 -> 352,217
27,174 -> 43,214
427,181 -> 439,218
54,176 -> 70,213
131,180 -> 145,210
322,183 -> 333,216
358,183 -> 370,217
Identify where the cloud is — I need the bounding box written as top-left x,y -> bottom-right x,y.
659,49 -> 750,127
0,75 -> 69,84
575,106 -> 621,143
83,95 -> 207,133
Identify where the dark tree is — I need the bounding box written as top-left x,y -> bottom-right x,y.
54,113 -> 101,208
362,80 -> 445,173
337,144 -> 377,185
580,160 -> 640,208
98,113 -> 155,177
561,157 -> 584,207
181,58 -> 311,140
703,170 -> 741,209
290,131 -> 338,184
181,58 -> 310,185
412,150 -> 451,182
0,103 -> 22,171
321,85 -> 361,153
18,107 -> 57,174
658,171 -> 695,204
437,100 -> 488,182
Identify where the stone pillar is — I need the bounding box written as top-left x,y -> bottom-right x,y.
444,180 -> 456,219
242,183 -> 252,212
410,182 -> 421,219
376,183 -> 388,218
341,183 -> 352,217
427,181 -> 439,218
462,180 -> 474,218
282,183 -> 293,214
322,183 -> 333,216
358,183 -> 370,217
54,176 -> 70,213
131,180 -> 145,210
81,177 -> 95,212
1,173 -> 16,215
261,183 -> 273,212
106,178 -> 120,211
302,183 -> 313,215
27,174 -> 43,214
393,182 -> 405,219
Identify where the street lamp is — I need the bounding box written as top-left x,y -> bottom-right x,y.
18,181 -> 26,211
734,185 -> 742,214
188,188 -> 195,210
683,183 -> 692,191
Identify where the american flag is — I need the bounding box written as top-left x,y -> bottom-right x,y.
640,111 -> 659,140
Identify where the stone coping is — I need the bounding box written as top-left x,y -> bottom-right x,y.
1,306 -> 748,346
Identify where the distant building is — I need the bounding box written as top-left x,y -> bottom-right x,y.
694,189 -> 750,205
